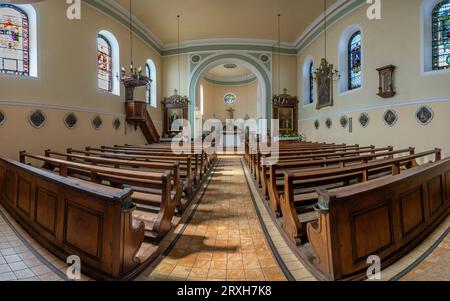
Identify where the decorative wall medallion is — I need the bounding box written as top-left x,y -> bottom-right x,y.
28,110 -> 46,129
325,118 -> 332,129
340,116 -> 348,128
359,112 -> 369,128
64,112 -> 78,129
260,54 -> 270,63
416,106 -> 434,126
224,93 -> 237,105
0,110 -> 5,126
91,115 -> 103,130
314,120 -> 320,130
383,109 -> 398,127
113,117 -> 121,130
191,54 -> 201,63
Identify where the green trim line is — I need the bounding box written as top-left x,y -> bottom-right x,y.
296,0 -> 366,53
189,53 -> 272,136
84,0 -> 365,57
204,76 -> 258,86
163,44 -> 297,56
83,0 -> 164,55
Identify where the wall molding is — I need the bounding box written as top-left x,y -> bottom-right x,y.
83,0 -> 366,57
0,100 -> 126,117
299,97 -> 450,122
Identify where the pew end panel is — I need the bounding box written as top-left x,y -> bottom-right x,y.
0,155 -> 149,280
308,159 -> 450,280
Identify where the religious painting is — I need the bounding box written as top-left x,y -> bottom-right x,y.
416,106 -> 434,126
383,109 -> 398,127
340,115 -> 348,128
278,107 -> 294,131
359,112 -> 370,128
316,58 -> 334,110
167,108 -> 183,132
377,65 -> 396,98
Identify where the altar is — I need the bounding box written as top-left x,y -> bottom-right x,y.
220,130 -> 241,148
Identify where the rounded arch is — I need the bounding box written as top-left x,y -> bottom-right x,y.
302,55 -> 314,106
188,53 -> 271,137
146,58 -> 157,107
338,24 -> 364,94
97,29 -> 120,96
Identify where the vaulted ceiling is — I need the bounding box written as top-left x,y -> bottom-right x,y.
114,0 -> 338,46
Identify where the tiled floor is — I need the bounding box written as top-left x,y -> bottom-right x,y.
0,156 -> 448,281
0,208 -> 65,281
400,227 -> 449,281
145,158 -> 286,281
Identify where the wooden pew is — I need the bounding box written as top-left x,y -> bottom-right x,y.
77,148 -> 198,191
281,149 -> 442,245
44,150 -> 187,213
20,152 -> 176,241
110,144 -> 217,177
0,155 -> 151,280
252,145 -> 375,183
265,147 -> 410,215
254,145 -> 383,187
307,158 -> 450,280
89,146 -> 208,182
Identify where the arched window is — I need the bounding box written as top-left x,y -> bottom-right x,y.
348,31 -> 362,90
309,62 -> 314,104
146,59 -> 157,107
302,56 -> 314,105
432,0 -> 449,70
97,34 -> 112,92
0,4 -> 29,76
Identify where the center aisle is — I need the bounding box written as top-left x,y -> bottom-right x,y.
144,157 -> 286,281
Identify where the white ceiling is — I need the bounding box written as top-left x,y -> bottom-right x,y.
206,64 -> 253,79
115,0 -> 338,45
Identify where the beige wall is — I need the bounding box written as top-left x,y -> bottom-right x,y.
199,79 -> 260,122
273,54 -> 298,97
297,0 -> 450,157
0,0 -> 163,159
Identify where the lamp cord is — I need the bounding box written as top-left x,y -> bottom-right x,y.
324,0 -> 327,60
177,15 -> 181,95
129,0 -> 133,68
278,14 -> 281,96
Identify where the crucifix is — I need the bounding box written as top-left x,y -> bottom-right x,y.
226,107 -> 235,119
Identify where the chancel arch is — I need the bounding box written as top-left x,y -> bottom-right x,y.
188,53 -> 271,137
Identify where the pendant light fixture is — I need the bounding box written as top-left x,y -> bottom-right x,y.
171,15 -> 186,104
314,0 -> 340,82
273,14 -> 288,104
119,0 -> 150,101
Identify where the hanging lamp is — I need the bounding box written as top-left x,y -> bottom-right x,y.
119,0 -> 150,101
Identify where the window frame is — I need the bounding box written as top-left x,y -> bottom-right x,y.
431,0 -> 450,71
0,3 -> 30,77
97,33 -> 113,93
347,31 -> 362,91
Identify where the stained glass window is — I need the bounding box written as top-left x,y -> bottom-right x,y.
146,63 -> 151,104
97,34 -> 112,92
309,62 -> 314,104
0,4 -> 29,76
432,0 -> 450,70
348,31 -> 362,90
